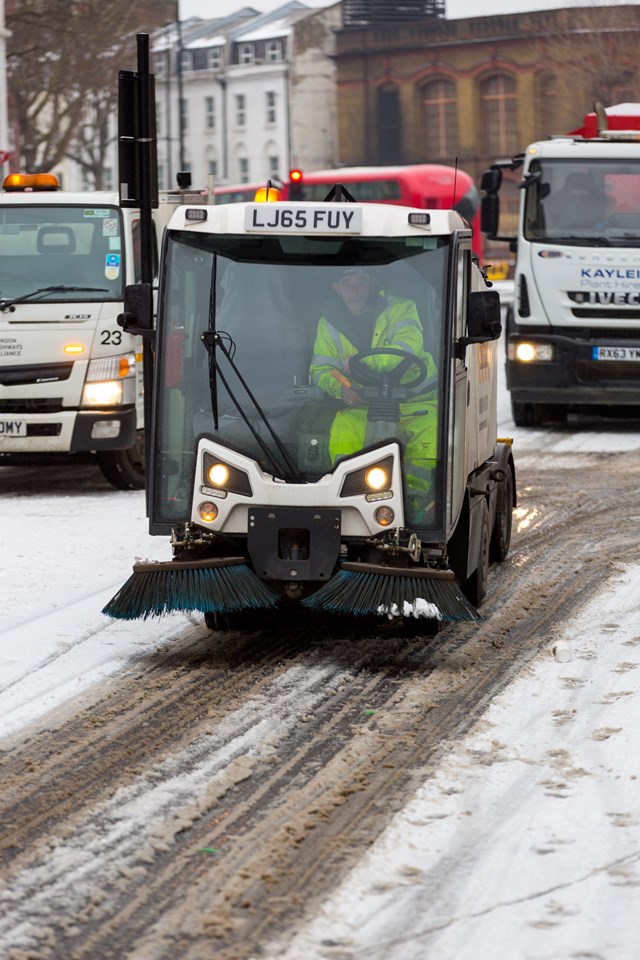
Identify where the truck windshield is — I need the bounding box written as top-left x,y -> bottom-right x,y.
523,158 -> 640,246
0,205 -> 125,300
153,230 -> 449,525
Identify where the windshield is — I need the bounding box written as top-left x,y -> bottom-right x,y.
523,158 -> 640,246
0,204 -> 125,300
153,230 -> 448,526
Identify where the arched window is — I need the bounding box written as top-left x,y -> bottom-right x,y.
536,71 -> 557,140
377,84 -> 403,164
480,74 -> 518,157
422,78 -> 458,162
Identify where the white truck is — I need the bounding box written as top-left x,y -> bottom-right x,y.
0,173 -> 201,487
104,192 -> 516,626
481,103 -> 640,426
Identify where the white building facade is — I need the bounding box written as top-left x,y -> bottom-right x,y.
152,2 -> 339,192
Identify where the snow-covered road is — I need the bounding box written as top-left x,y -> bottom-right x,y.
2,380 -> 640,959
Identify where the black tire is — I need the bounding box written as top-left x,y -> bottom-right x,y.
511,399 -> 539,427
97,430 -> 145,490
463,501 -> 490,607
490,462 -> 514,563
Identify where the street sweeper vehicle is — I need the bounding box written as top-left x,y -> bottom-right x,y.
104,191 -> 515,626
481,102 -> 640,427
0,172 -> 203,488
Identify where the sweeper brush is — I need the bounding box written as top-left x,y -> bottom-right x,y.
102,557 -> 279,621
302,562 -> 482,622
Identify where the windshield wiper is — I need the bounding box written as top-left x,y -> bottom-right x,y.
201,329 -> 306,484
0,285 -> 109,311
540,235 -> 611,247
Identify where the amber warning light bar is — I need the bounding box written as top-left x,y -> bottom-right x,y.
3,173 -> 60,192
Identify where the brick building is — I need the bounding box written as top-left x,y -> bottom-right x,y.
334,3 -> 640,225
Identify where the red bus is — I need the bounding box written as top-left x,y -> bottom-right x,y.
212,182 -> 270,204
213,164 -> 483,257
286,164 -> 482,257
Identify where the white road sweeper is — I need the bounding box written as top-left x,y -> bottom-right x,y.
104,189 -> 515,625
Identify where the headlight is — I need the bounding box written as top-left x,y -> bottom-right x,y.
509,341 -> 554,362
82,380 -> 123,405
202,453 -> 252,496
365,466 -> 388,490
340,455 -> 394,497
207,462 -> 230,486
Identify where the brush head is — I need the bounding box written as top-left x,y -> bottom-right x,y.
102,557 -> 278,620
302,565 -> 482,622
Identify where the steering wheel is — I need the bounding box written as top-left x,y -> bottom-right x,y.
348,348 -> 428,391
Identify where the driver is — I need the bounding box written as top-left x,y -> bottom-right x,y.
310,266 -> 437,521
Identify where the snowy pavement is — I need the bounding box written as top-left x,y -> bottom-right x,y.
2,385 -> 640,958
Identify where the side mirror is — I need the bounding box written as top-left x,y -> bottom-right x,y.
468,289 -> 502,340
117,282 -> 153,337
480,194 -> 500,238
456,290 -> 502,360
480,166 -> 502,239
480,167 -> 502,193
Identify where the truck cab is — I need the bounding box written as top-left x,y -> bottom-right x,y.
0,174 -> 201,487
482,105 -> 640,426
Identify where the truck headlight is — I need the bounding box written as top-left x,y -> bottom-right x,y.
82,353 -> 136,406
82,380 -> 124,406
509,341 -> 554,362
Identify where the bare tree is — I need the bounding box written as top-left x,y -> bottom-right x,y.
543,6 -> 638,127
6,0 -> 174,177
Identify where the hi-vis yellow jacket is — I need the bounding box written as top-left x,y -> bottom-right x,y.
310,293 -> 436,398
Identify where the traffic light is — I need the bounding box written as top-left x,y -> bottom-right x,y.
288,168 -> 303,200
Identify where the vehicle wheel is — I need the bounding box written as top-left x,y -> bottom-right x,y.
462,501 -> 490,607
490,462 -> 514,563
97,431 -> 145,490
511,400 -> 539,427
541,403 -> 567,425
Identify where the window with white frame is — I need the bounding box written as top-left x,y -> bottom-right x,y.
269,155 -> 279,178
239,157 -> 249,182
192,49 -> 208,71
205,96 -> 215,129
235,94 -> 246,126
266,40 -> 282,62
153,52 -> 167,76
208,158 -> 218,177
239,43 -> 254,65
209,47 -> 222,69
266,91 -> 276,124
180,50 -> 192,73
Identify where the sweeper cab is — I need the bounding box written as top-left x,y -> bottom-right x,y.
104,190 -> 515,626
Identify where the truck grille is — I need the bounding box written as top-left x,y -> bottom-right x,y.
0,362 -> 73,387
571,308 -> 640,320
0,398 -> 64,414
577,361 -> 640,383
27,424 -> 63,436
